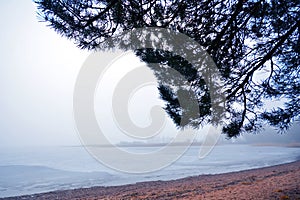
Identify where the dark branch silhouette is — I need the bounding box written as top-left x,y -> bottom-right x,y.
35,0 -> 300,137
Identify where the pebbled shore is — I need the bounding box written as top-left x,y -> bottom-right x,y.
2,161 -> 300,200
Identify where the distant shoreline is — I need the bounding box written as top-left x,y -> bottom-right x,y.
251,142 -> 300,148
2,160 -> 300,200
65,142 -> 300,148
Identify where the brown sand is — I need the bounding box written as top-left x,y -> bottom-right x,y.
2,161 -> 300,200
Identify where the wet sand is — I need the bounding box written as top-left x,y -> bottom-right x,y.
2,161 -> 300,200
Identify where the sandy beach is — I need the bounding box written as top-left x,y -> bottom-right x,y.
2,160 -> 300,200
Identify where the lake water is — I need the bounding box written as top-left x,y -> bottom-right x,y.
0,144 -> 299,198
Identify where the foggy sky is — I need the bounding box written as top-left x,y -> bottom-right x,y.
0,1 -> 299,147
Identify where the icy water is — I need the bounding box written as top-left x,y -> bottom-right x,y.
0,144 -> 299,198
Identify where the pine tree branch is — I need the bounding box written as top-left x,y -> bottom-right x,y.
84,0 -> 119,28
227,19 -> 300,100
